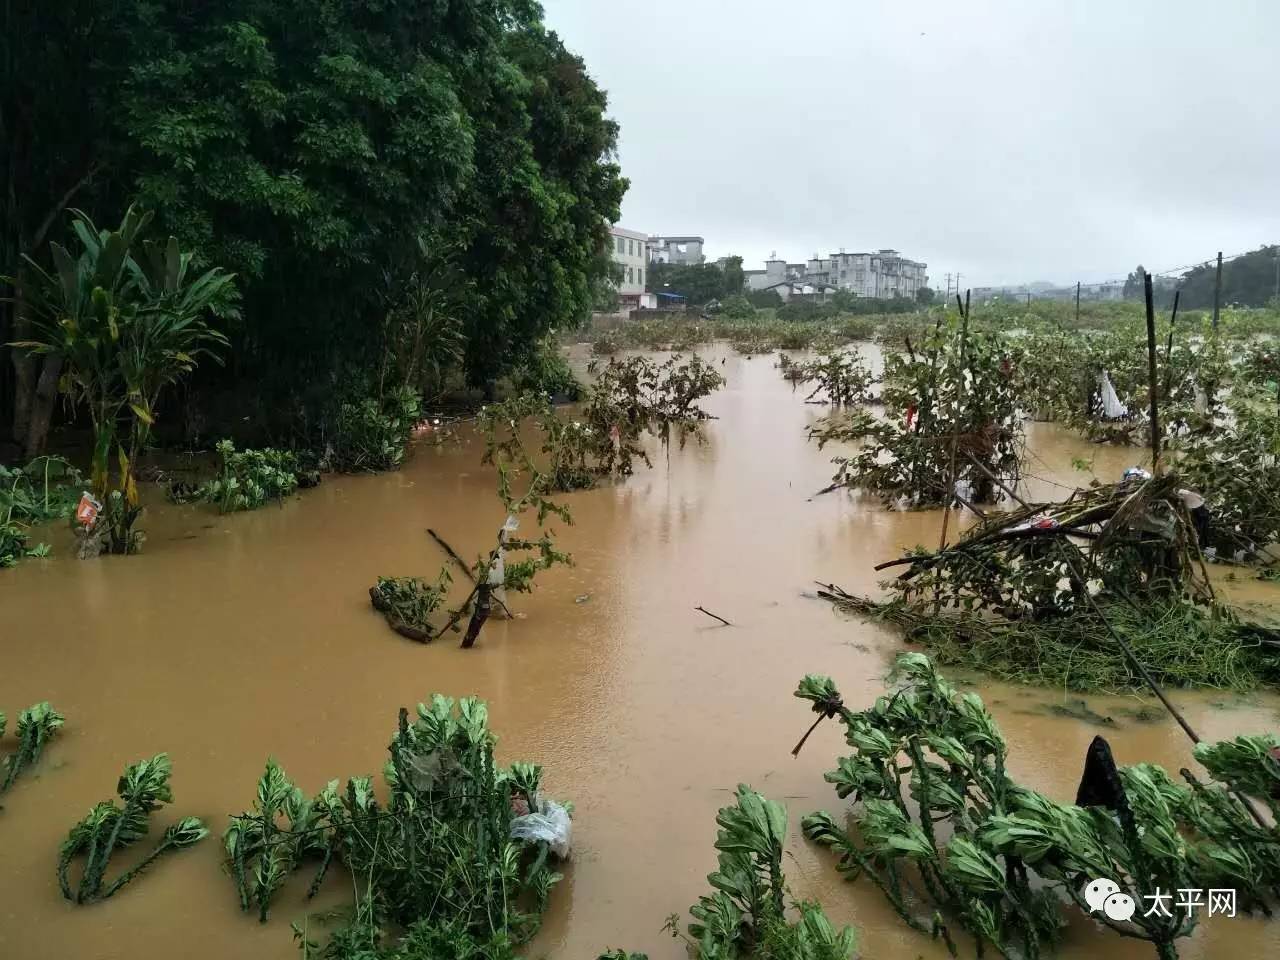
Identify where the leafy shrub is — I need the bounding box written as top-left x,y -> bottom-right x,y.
198,440 -> 301,512
507,335 -> 582,400
720,295 -> 756,319
328,385 -> 422,472
0,456 -> 83,566
58,754 -> 207,903
369,573 -> 453,637
811,316 -> 1021,505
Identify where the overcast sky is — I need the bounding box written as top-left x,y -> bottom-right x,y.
541,0 -> 1280,288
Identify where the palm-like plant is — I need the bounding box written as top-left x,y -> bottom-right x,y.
6,204 -> 237,553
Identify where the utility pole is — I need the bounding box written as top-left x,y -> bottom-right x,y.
1212,251 -> 1222,331
1274,250 -> 1279,303
1075,281 -> 1081,325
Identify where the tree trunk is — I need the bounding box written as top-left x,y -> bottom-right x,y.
11,344 -> 34,445
22,355 -> 61,456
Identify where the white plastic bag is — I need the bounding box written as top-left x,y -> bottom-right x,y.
1098,371 -> 1128,419
510,799 -> 572,859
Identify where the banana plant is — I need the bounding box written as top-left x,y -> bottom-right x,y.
7,204 -> 237,554
58,753 -> 207,903
0,701 -> 64,798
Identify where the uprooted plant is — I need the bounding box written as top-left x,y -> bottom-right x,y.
660,784 -> 858,960
222,697 -> 571,958
820,473 -> 1280,690
58,753 -> 208,903
370,406 -> 571,647
794,653 -> 1280,960
0,701 -> 64,802
809,315 -> 1021,506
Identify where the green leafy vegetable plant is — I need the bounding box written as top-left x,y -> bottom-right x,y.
0,701 -> 64,799
795,654 -> 1280,960
58,753 -> 207,903
199,439 -> 303,512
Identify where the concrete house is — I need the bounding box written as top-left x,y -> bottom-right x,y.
608,226 -> 656,308
647,235 -> 706,265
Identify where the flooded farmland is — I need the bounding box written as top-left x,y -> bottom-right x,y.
2,344 -> 1279,960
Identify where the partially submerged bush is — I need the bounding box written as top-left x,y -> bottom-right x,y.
812,315 -> 1021,506
1178,386 -> 1280,564
198,440 -> 302,512
225,697 -> 573,958
0,457 -> 83,566
327,385 -> 422,472
787,349 -> 876,405
795,654 -> 1280,960
0,701 -> 64,800
58,753 -> 207,903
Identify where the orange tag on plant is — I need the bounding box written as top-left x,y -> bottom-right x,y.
75,493 -> 101,527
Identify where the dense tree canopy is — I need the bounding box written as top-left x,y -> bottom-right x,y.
1176,246 -> 1280,309
2,0 -> 625,451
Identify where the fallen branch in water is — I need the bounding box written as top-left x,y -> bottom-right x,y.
427,528 -> 477,584
695,605 -> 732,627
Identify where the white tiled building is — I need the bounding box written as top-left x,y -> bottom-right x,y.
608,226 -> 656,308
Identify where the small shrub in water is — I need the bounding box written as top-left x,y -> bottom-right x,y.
0,701 -> 64,799
58,753 -> 207,903
327,385 -> 422,472
199,439 -> 302,512
658,784 -> 857,960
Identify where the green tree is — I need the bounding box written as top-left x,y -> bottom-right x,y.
720,255 -> 744,295
1175,245 -> 1280,309
1123,266 -> 1147,301
1,0 -> 136,454
646,262 -> 725,305
3,1 -> 626,447
917,286 -> 937,306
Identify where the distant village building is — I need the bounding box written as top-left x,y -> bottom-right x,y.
648,235 -> 706,265
746,248 -> 928,299
608,226 -> 657,309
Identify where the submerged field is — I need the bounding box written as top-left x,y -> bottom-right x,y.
2,343 -> 1280,960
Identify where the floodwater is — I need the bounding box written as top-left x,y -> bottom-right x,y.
2,342 -> 1279,960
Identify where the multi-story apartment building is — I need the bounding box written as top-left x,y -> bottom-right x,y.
647,235 -> 706,265
607,226 -> 656,309
746,248 -> 928,299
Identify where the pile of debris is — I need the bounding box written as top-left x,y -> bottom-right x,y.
821,473 -> 1280,690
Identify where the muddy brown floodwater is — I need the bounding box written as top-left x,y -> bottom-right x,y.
3,343 -> 1280,960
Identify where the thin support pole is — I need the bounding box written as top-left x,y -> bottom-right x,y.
1212,251 -> 1222,331
937,291 -> 971,554
1143,272 -> 1160,474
